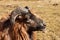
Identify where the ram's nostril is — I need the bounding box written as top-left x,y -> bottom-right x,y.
44,24 -> 46,26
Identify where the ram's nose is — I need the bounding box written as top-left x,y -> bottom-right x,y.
40,23 -> 46,28
43,23 -> 46,29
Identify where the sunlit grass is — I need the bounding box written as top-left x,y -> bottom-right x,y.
0,0 -> 60,40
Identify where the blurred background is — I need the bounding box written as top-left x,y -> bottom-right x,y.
0,0 -> 60,40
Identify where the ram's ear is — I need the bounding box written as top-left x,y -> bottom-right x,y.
25,6 -> 29,9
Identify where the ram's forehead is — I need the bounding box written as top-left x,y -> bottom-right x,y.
20,7 -> 29,13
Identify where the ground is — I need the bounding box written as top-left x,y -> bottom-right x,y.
0,0 -> 60,40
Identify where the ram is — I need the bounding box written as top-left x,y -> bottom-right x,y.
0,6 -> 46,40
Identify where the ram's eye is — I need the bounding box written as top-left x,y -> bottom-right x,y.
18,16 -> 22,19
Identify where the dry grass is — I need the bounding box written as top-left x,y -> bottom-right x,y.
0,0 -> 60,40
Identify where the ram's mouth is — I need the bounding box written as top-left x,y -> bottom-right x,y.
35,25 -> 46,33
40,29 -> 46,33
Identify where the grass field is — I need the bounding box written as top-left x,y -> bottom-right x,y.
0,0 -> 60,40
